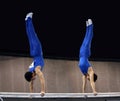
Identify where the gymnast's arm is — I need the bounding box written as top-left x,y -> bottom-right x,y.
88,67 -> 97,95
82,75 -> 87,93
35,66 -> 45,96
29,80 -> 34,93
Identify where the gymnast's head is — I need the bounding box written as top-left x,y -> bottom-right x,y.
24,71 -> 36,82
93,73 -> 98,82
87,73 -> 98,82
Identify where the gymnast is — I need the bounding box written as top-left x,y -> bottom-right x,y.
78,19 -> 98,95
24,12 -> 45,96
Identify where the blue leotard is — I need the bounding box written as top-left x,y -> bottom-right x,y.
78,23 -> 93,75
25,17 -> 44,72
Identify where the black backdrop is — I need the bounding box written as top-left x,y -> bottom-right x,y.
0,0 -> 120,61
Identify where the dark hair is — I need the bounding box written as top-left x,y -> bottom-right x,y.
94,73 -> 98,82
24,71 -> 33,82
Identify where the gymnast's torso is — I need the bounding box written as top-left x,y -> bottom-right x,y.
29,56 -> 44,72
78,57 -> 91,75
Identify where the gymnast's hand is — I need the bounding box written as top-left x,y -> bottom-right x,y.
40,91 -> 45,97
93,91 -> 97,96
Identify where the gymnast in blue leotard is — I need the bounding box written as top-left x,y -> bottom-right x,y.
78,19 -> 98,95
24,12 -> 45,96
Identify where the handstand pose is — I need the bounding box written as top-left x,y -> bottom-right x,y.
78,19 -> 97,95
24,12 -> 45,96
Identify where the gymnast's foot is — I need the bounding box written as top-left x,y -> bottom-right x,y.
88,19 -> 92,26
25,12 -> 33,20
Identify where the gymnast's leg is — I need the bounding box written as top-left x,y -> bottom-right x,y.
25,13 -> 43,57
80,19 -> 93,57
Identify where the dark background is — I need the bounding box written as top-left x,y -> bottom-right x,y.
0,0 -> 120,61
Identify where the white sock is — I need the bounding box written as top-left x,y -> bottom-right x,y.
25,12 -> 33,20
86,21 -> 89,26
88,19 -> 92,25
